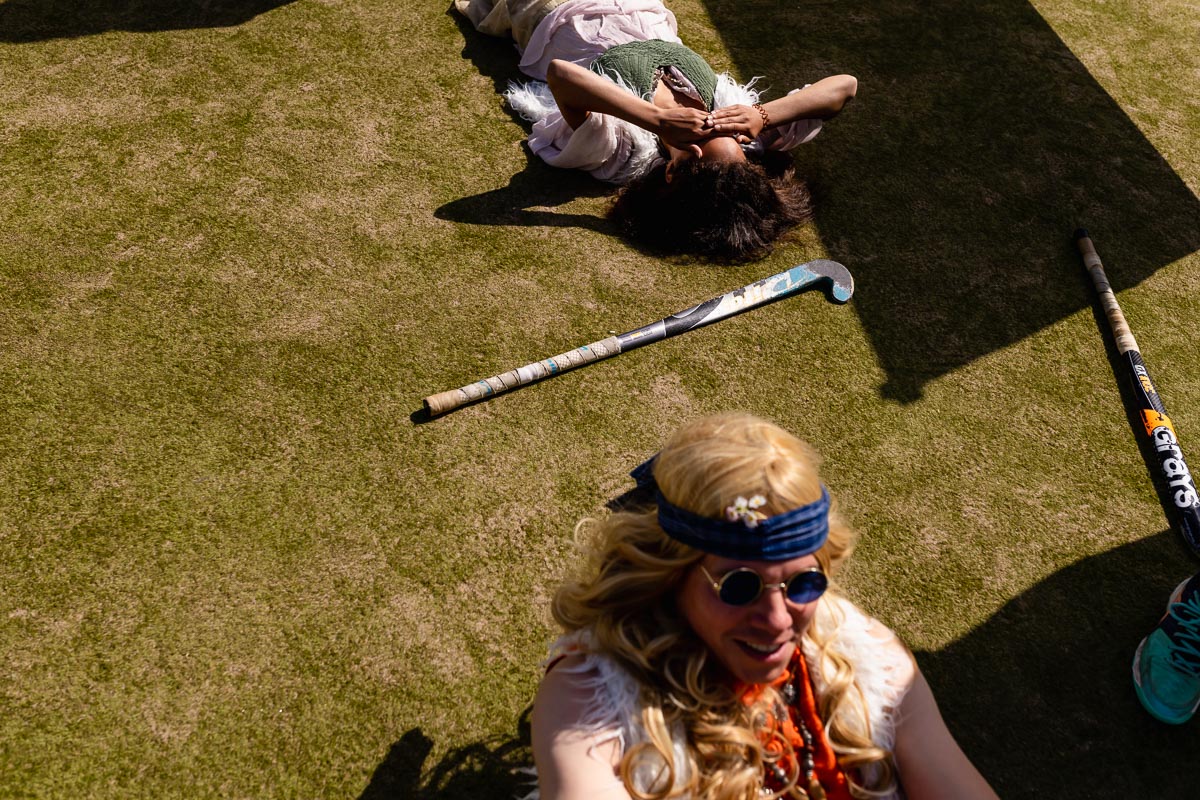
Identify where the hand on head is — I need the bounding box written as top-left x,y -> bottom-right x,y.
708,104 -> 767,141
660,110 -> 758,148
658,105 -> 762,157
656,106 -> 716,149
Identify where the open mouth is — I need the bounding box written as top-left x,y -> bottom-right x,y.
736,639 -> 788,659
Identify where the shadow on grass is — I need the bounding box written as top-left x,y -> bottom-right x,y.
0,0 -> 296,42
447,6 -> 529,101
918,531 -> 1200,798
697,0 -> 1199,402
443,0 -> 1199,397
358,711 -> 532,800
435,150 -> 614,233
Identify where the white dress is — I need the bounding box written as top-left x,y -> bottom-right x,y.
504,0 -> 823,184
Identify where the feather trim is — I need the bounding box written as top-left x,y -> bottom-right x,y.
527,608 -> 904,800
714,72 -> 763,108
805,596 -> 907,800
543,630 -> 639,747
614,122 -> 663,183
533,631 -> 691,798
505,75 -> 662,184
505,79 -> 558,123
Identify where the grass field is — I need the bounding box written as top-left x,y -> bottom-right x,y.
2,0 -> 1199,797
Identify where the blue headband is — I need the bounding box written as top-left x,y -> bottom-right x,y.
630,457 -> 830,561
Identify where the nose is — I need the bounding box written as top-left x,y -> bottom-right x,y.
754,584 -> 795,633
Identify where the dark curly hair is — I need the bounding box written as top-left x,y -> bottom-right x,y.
608,152 -> 813,263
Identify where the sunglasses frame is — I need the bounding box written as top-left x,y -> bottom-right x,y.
699,564 -> 827,607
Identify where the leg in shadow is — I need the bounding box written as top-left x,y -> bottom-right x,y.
448,6 -> 529,100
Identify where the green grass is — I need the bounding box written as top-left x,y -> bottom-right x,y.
2,0 -> 1198,797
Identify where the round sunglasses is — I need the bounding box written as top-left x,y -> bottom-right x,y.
699,564 -> 828,607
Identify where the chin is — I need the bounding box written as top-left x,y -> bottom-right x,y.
750,662 -> 790,683
724,641 -> 796,685
733,666 -> 786,685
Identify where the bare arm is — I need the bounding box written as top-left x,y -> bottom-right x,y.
531,656 -> 633,800
544,59 -> 712,147
710,74 -> 858,139
893,668 -> 1000,800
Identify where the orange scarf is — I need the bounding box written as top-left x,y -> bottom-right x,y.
739,650 -> 854,800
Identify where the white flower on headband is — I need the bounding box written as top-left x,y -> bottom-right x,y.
726,495 -> 768,527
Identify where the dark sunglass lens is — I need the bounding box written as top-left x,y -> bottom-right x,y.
718,570 -> 763,606
785,571 -> 828,604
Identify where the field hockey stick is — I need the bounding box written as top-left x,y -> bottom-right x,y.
1076,229 -> 1200,555
423,259 -> 854,417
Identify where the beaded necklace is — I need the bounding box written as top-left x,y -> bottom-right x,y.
740,650 -> 854,800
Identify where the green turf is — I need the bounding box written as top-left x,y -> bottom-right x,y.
2,0 -> 1198,797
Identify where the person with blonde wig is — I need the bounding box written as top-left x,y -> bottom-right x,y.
531,413 -> 998,799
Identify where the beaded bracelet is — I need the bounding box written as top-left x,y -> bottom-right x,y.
753,103 -> 771,129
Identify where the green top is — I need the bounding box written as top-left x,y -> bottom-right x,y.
590,39 -> 718,111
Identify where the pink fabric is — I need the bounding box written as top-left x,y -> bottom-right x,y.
518,0 -> 680,80
529,109 -> 653,184
767,90 -> 823,150
516,0 -> 678,184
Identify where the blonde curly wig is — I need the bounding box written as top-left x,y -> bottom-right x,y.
551,413 -> 897,800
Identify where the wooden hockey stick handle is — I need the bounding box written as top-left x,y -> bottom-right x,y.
423,336 -> 622,416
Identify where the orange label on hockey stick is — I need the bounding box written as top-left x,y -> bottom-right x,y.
1142,410 -> 1175,437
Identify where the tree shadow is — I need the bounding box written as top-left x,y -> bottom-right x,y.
358,709 -> 533,800
0,0 -> 297,42
699,0 -> 1200,402
917,531 -> 1200,798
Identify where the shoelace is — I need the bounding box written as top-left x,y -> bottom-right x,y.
1168,593 -> 1200,677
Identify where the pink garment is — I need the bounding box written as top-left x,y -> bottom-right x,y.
526,101 -> 659,183
518,0 -> 680,81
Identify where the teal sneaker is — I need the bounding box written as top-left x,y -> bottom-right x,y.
1133,574 -> 1200,724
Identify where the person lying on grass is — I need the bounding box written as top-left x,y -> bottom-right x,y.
453,0 -> 856,262
530,412 -> 999,799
